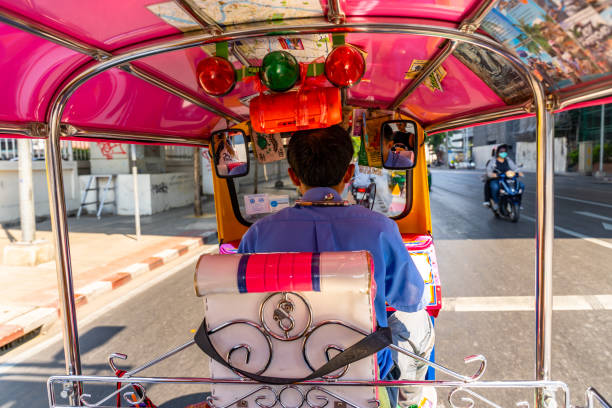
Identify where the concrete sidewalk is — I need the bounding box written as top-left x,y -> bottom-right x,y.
0,204 -> 218,349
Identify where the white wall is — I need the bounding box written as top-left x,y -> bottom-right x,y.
473,138 -> 568,173
473,145 -> 496,169
0,161 -> 79,223
114,172 -> 193,216
516,137 -> 567,173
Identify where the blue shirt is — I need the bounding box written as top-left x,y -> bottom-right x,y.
385,151 -> 413,168
237,187 -> 425,377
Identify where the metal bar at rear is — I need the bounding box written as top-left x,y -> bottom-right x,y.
44,121 -> 82,405
388,40 -> 457,110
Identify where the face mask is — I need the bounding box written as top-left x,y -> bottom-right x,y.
499,152 -> 508,159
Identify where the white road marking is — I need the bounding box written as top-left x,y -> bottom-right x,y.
523,215 -> 612,250
574,211 -> 612,222
443,295 -> 612,312
0,246 -> 217,374
556,195 -> 612,209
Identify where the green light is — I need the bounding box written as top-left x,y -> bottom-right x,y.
260,51 -> 300,92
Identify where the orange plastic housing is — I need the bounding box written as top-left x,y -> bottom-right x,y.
249,87 -> 342,134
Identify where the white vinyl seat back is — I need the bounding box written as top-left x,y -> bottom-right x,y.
194,251 -> 381,408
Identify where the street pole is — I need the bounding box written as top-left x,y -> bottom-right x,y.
130,145 -> 141,240
18,138 -> 36,243
596,104 -> 605,177
193,147 -> 202,217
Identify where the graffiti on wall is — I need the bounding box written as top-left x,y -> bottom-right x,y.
97,142 -> 127,159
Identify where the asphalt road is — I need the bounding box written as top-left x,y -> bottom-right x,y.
0,170 -> 610,407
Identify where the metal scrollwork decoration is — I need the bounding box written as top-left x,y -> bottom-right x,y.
448,387 -> 503,408
207,386 -> 278,408
260,292 -> 313,341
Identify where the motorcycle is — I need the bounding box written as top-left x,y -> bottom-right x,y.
350,171 -> 377,210
484,170 -> 524,222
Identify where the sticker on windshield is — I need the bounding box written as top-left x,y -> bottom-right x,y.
244,194 -> 271,215
268,195 -> 290,212
253,133 -> 286,163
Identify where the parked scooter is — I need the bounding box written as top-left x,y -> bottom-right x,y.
483,169 -> 524,222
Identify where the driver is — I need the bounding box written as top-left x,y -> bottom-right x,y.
485,144 -> 524,210
238,125 -> 433,408
382,124 -> 415,168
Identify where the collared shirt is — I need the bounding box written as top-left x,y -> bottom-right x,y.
385,151 -> 413,168
237,187 -> 425,377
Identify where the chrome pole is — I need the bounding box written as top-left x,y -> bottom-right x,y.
44,123 -> 82,405
535,104 -> 555,407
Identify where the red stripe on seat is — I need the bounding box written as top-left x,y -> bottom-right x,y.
245,255 -> 267,292
292,253 -> 313,291
244,253 -> 314,292
264,253 -> 281,292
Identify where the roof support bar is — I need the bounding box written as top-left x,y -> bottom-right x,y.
119,64 -> 243,123
0,6 -> 111,60
388,0 -> 498,111
424,104 -> 529,134
62,124 -> 208,147
327,0 -> 346,24
0,7 -> 244,124
175,0 -> 251,66
174,0 -> 223,35
388,40 -> 457,110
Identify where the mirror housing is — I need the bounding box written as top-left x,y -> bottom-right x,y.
210,128 -> 249,178
380,120 -> 418,170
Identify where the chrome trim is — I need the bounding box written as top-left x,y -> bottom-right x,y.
0,6 -> 111,60
174,0 -> 223,34
0,6 -> 243,123
44,119 -> 83,406
173,0 -> 251,65
388,40 -> 458,110
118,64 -> 244,123
558,76 -> 612,109
389,0 -> 495,110
535,108 -> 554,407
62,124 -> 209,147
42,20 -> 553,408
0,121 -> 48,138
424,104 -> 529,133
460,0 -> 499,33
327,0 -> 345,24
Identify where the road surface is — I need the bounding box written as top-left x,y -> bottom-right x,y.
0,170 -> 610,407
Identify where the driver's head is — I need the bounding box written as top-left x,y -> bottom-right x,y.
287,125 -> 354,189
497,145 -> 509,159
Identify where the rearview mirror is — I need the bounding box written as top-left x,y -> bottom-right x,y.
211,128 -> 249,178
380,120 -> 417,170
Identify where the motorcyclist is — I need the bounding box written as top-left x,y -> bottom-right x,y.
485,144 -> 524,210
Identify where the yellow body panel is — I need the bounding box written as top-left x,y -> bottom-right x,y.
212,116 -> 432,242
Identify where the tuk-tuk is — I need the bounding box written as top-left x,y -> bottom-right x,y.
0,1 -> 610,407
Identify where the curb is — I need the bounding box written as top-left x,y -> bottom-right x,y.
0,231 -> 217,349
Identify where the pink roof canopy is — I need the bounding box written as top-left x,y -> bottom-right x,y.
0,0 -> 610,141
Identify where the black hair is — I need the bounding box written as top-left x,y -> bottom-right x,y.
382,123 -> 393,141
287,125 -> 354,187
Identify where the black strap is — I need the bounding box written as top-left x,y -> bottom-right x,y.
194,319 -> 392,384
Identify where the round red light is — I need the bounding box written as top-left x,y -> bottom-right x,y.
324,45 -> 365,88
197,56 -> 236,96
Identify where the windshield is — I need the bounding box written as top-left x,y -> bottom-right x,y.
230,136 -> 410,224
